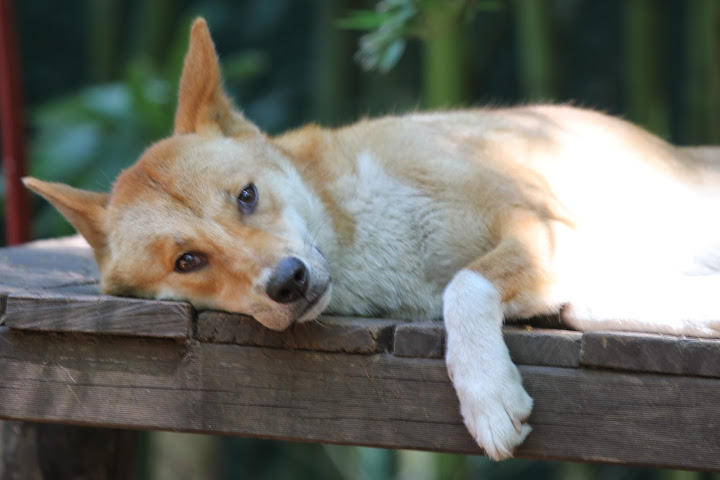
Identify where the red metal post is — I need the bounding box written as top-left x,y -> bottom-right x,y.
0,0 -> 30,245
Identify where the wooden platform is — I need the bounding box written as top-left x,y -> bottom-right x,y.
1,236 -> 719,471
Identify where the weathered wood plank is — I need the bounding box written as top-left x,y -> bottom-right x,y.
393,322 -> 445,358
522,366 -> 720,469
393,323 -> 582,368
0,328 -> 717,471
0,236 -> 97,295
5,293 -> 193,339
581,331 -> 720,379
505,327 -> 582,368
198,312 -> 400,353
49,282 -> 102,296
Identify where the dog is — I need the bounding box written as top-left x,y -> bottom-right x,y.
24,18 -> 720,460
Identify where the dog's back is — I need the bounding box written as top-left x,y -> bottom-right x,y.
274,105 -> 720,326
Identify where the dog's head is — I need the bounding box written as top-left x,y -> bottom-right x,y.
24,19 -> 332,331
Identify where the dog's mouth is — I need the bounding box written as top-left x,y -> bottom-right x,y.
296,281 -> 332,323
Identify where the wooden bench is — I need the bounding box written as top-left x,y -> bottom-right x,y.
1,236 -> 719,473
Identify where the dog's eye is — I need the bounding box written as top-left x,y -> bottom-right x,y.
175,252 -> 207,273
237,183 -> 258,214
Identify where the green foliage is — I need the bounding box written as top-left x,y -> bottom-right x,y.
339,0 -> 416,73
28,67 -> 170,238
339,0 -> 499,73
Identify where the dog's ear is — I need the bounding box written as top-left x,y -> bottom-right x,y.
22,177 -> 109,254
174,18 -> 259,137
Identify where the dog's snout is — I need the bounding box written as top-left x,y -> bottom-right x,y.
265,256 -> 309,304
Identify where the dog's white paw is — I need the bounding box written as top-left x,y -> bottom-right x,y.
443,269 -> 533,460
449,361 -> 533,460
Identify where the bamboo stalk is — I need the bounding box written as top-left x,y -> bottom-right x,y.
422,22 -> 468,109
624,0 -> 669,138
86,0 -> 120,82
513,0 -> 556,101
136,0 -> 175,64
684,0 -> 720,144
313,0 -> 353,125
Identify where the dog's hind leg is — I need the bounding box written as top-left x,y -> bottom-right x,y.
561,274 -> 720,338
443,212 -> 558,460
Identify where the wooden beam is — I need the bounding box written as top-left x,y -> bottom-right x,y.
0,328 -> 718,471
0,236 -> 98,295
393,322 -> 584,368
198,311 -> 400,354
582,331 -> 720,378
5,293 -> 193,339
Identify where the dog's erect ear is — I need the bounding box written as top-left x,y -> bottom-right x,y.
174,18 -> 259,137
23,177 -> 109,253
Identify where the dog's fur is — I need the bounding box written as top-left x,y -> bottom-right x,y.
24,19 -> 720,460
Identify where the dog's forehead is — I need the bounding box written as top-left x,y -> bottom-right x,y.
105,138 -> 221,243
105,134 -> 286,255
124,135 -> 261,182
112,135 -> 273,206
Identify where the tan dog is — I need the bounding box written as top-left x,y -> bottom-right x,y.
24,19 -> 720,459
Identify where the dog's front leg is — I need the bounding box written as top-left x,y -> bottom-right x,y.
444,269 -> 532,459
443,215 -> 551,459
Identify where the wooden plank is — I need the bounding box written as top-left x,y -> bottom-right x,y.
198,311 -> 400,353
0,236 -> 97,295
522,365 -> 720,469
393,322 -> 445,358
505,327 -> 582,368
581,331 -> 720,379
48,282 -> 102,296
0,328 -> 717,471
5,293 -> 193,339
0,236 -> 96,274
393,323 -> 582,368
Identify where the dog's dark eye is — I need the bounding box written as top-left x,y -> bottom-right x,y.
175,252 -> 207,273
237,183 -> 258,213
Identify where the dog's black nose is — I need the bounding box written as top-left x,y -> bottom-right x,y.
265,256 -> 309,304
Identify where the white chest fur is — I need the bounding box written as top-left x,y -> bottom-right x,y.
321,151 -> 446,320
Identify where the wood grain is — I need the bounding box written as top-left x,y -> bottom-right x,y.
393,323 -> 582,368
5,293 -> 193,339
0,236 -> 97,295
581,331 -> 720,379
0,328 -> 718,471
393,322 -> 445,358
198,312 -> 400,353
505,327 -> 582,368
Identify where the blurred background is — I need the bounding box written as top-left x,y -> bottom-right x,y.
2,0 -> 719,478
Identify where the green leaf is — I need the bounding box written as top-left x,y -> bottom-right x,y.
378,39 -> 406,73
337,11 -> 392,30
222,51 -> 268,81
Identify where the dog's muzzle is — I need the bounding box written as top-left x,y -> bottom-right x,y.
263,251 -> 332,326
265,256 -> 309,303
